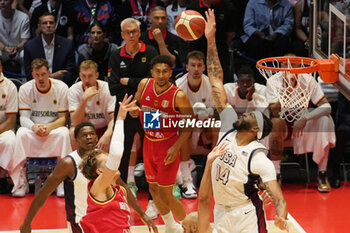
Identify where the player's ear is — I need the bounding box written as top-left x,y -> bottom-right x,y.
96,168 -> 103,175
191,223 -> 198,232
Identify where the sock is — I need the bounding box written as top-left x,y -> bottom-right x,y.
127,166 -> 135,183
161,211 -> 176,227
180,161 -> 192,183
272,160 -> 281,174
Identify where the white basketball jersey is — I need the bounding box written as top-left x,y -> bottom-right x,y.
212,106 -> 275,208
0,74 -> 18,124
224,82 -> 268,115
19,79 -> 68,124
176,73 -> 215,107
68,80 -> 116,129
64,150 -> 88,223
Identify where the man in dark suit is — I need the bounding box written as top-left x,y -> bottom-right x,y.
24,12 -> 76,86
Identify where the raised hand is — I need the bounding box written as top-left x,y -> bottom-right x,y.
207,143 -> 228,164
204,9 -> 216,41
117,94 -> 138,121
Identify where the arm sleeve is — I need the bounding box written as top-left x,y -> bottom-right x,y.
251,152 -> 276,183
58,84 -> 69,112
106,120 -> 124,170
68,86 -> 80,112
218,105 -> 238,141
20,110 -> 34,129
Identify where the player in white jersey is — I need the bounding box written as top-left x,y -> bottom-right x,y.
12,58 -> 71,197
267,54 -> 335,192
68,60 -> 116,152
175,50 -> 218,199
0,57 -> 18,195
20,121 -> 157,233
224,66 -> 268,116
197,10 -> 288,233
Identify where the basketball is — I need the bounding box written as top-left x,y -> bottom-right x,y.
175,10 -> 205,41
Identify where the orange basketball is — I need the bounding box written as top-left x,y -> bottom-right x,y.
175,10 -> 205,41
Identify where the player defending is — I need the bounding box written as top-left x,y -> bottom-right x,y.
199,9 -> 289,232
131,55 -> 193,232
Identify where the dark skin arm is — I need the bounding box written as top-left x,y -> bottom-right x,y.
20,157 -> 75,233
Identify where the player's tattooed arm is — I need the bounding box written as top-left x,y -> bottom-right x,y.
263,181 -> 289,231
204,9 -> 229,114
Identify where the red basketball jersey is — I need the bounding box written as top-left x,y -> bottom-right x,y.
80,181 -> 131,233
140,78 -> 181,141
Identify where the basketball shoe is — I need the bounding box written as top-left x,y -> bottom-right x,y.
317,171 -> 331,193
145,200 -> 159,219
181,180 -> 197,199
127,182 -> 138,199
12,182 -> 29,197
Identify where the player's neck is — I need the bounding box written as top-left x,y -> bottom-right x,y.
236,131 -> 254,146
155,82 -> 172,95
187,76 -> 201,92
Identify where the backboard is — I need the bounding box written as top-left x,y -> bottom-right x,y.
312,0 -> 350,100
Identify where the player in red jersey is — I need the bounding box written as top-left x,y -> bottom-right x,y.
132,55 -> 193,233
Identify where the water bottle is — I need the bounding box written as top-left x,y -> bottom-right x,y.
40,160 -> 47,181
27,160 -> 35,185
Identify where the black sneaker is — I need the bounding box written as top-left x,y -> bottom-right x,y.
317,171 -> 331,193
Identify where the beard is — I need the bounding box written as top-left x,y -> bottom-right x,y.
232,119 -> 251,131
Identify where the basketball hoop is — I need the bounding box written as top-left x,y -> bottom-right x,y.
256,54 -> 339,122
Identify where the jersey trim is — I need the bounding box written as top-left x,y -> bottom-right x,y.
35,79 -> 53,95
153,82 -> 174,98
247,148 -> 269,174
88,187 -> 118,205
216,128 -> 235,146
66,155 -> 78,181
145,134 -> 170,141
19,108 -> 31,111
140,78 -> 151,101
172,89 -> 180,113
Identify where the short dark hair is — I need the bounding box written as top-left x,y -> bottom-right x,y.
39,12 -> 56,24
89,21 -> 106,34
237,66 -> 255,79
261,113 -> 273,139
150,6 -> 166,16
186,50 -> 205,64
74,122 -> 96,139
151,55 -> 174,69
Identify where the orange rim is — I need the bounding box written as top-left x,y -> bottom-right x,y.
256,56 -> 319,74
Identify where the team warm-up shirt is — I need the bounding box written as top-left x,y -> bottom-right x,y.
140,78 -> 180,140
212,105 -> 276,207
176,73 -> 215,108
19,78 -> 68,124
68,80 -> 115,129
266,73 -> 325,105
0,74 -> 18,124
224,82 -> 268,115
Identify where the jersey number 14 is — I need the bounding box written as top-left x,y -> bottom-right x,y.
216,164 -> 230,185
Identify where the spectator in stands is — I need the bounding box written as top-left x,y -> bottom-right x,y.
175,50 -> 217,199
78,22 -> 118,81
12,0 -> 31,17
141,6 -> 187,71
241,0 -> 294,64
166,0 -> 188,36
11,58 -> 71,197
68,60 -> 116,152
267,55 -> 335,192
107,17 -> 157,183
224,66 -> 268,116
0,0 -> 30,74
331,93 -> 350,188
74,0 -> 119,47
187,0 -> 236,84
0,56 -> 18,195
122,0 -> 162,32
293,0 -> 311,57
24,13 -> 76,86
31,0 -> 75,40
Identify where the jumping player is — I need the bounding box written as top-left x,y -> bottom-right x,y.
198,9 -> 289,233
131,55 -> 193,233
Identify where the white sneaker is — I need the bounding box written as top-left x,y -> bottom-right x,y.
12,183 -> 29,197
56,183 -> 64,198
181,181 -> 197,199
145,200 -> 159,219
164,222 -> 184,233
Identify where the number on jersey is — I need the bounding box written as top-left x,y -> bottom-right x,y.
216,164 -> 230,185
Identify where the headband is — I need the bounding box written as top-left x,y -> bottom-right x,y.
252,111 -> 264,140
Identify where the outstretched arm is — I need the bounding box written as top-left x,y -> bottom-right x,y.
205,9 -> 229,114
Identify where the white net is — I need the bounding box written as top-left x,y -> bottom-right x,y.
257,58 -> 318,122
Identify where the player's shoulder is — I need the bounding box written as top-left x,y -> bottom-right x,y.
175,74 -> 187,88
51,78 -> 69,90
2,77 -> 17,91
19,79 -> 34,93
254,83 -> 267,92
